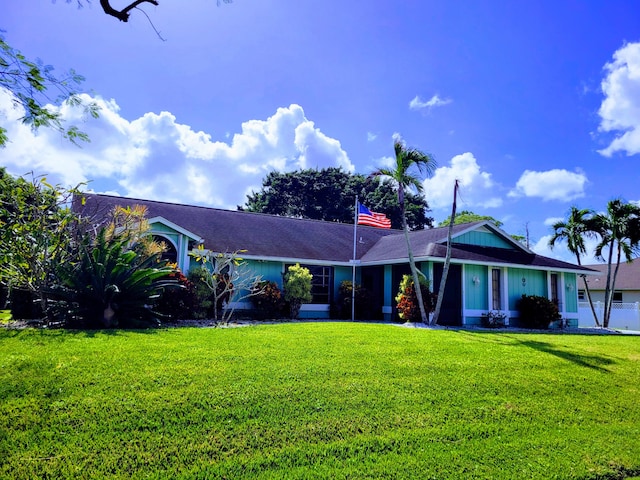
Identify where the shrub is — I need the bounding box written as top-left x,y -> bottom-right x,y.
283,264 -> 312,319
250,280 -> 284,319
156,268 -> 199,320
516,294 -> 560,329
334,281 -> 377,320
481,310 -> 507,328
187,267 -> 216,319
49,228 -> 178,329
395,275 -> 436,323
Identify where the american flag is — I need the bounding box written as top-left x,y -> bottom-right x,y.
357,203 -> 391,229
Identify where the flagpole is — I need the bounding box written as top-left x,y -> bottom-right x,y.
352,195 -> 358,322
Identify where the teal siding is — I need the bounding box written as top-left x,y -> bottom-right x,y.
464,264 -> 488,310
454,230 -> 514,249
507,268 -> 547,310
246,260 -> 283,286
564,273 -> 578,313
334,266 -> 352,295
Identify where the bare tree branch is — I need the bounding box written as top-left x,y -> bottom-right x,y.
99,0 -> 159,22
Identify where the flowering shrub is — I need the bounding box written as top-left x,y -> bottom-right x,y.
250,280 -> 284,319
516,294 -> 560,329
156,268 -> 199,320
395,275 -> 436,323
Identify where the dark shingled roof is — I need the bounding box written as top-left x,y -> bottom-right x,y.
75,193 -> 398,263
74,193 -> 594,273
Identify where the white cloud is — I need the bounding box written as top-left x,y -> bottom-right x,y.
0,91 -> 354,209
544,216 -> 564,227
409,94 -> 452,112
423,152 -> 502,210
508,169 -> 587,201
598,42 -> 640,157
532,233 -> 601,265
367,132 -> 378,142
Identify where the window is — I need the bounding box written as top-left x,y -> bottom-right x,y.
578,290 -> 585,301
491,268 -> 501,310
550,273 -> 559,305
613,291 -> 623,303
286,264 -> 334,304
152,235 -> 177,264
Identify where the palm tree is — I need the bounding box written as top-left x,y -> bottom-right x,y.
592,199 -> 640,328
548,206 -> 600,327
371,137 -> 436,323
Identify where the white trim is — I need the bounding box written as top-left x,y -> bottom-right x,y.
300,304 -> 331,312
148,216 -> 204,242
359,256 -> 591,275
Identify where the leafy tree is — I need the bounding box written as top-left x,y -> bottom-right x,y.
0,34 -> 99,147
189,247 -> 265,324
370,137 -> 437,323
283,264 -> 312,319
439,210 -> 503,228
591,199 -> 640,328
0,169 -> 82,321
242,167 -> 433,230
548,206 -> 600,327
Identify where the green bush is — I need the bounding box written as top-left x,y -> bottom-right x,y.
250,280 -> 284,319
516,294 -> 560,329
333,281 -> 377,320
395,274 -> 436,323
283,264 -> 312,319
187,267 -> 216,319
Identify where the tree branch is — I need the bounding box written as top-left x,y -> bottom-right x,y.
99,0 -> 159,22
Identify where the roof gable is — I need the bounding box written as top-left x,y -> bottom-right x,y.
75,194 -> 397,264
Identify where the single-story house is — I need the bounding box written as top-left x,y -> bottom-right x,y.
581,260 -> 640,304
75,193 -> 594,326
578,261 -> 640,330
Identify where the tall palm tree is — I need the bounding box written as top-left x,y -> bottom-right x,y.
592,199 -> 640,328
548,206 -> 600,327
371,138 -> 436,323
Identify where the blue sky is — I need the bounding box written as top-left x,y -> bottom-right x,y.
2,1 -> 640,263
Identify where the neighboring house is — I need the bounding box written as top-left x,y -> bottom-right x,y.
581,261 -> 640,304
578,261 -> 640,330
75,193 -> 593,326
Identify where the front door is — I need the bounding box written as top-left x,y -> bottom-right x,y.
433,263 -> 463,326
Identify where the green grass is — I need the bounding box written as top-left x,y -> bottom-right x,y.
1,323 -> 640,479
0,310 -> 11,323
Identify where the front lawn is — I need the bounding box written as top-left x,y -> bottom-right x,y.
1,323 -> 640,479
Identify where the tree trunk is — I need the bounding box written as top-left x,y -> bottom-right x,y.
581,275 -> 600,327
575,254 -> 600,328
603,240 -> 615,328
400,185 -> 428,323
432,180 -> 458,326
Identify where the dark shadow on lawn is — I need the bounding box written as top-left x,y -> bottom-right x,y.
510,337 -> 616,372
450,330 -> 617,372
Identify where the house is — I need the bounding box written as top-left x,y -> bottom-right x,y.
75,193 -> 594,326
581,260 -> 640,304
578,261 -> 640,330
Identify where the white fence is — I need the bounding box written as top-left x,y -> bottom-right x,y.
578,302 -> 640,330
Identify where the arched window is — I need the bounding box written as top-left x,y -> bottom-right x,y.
153,235 -> 178,264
